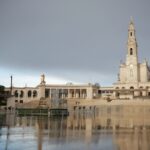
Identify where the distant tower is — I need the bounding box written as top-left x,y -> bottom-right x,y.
125,17 -> 139,83
126,17 -> 138,65
114,18 -> 150,98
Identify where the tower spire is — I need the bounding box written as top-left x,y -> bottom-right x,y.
130,16 -> 134,24
126,17 -> 138,65
128,16 -> 135,33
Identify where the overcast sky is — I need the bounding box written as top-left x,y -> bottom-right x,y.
0,0 -> 150,87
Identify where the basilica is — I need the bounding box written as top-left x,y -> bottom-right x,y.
6,19 -> 150,107
113,19 -> 150,98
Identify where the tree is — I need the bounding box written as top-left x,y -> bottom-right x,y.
0,85 -> 7,106
94,83 -> 100,88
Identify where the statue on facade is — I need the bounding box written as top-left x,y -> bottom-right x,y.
40,74 -> 46,84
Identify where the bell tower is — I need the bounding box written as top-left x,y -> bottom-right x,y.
125,17 -> 139,83
126,17 -> 138,65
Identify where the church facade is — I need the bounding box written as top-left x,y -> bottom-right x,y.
113,19 -> 150,98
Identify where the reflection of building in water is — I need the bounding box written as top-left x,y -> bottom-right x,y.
114,127 -> 150,150
5,18 -> 150,109
37,118 -> 43,150
67,106 -> 150,130
3,106 -> 150,150
12,106 -> 150,131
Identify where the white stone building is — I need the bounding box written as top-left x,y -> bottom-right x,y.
113,18 -> 150,98
5,18 -> 150,105
6,74 -> 99,106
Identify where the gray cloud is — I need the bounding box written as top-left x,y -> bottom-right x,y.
0,0 -> 150,85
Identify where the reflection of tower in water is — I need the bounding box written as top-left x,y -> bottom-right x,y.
37,117 -> 44,150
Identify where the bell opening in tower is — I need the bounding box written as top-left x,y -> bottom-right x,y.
130,48 -> 133,55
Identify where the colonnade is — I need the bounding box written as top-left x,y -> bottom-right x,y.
111,88 -> 150,99
45,88 -> 88,99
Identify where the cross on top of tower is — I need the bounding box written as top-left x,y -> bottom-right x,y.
130,16 -> 134,24
129,16 -> 135,31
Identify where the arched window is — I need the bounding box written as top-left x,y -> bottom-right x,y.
130,32 -> 132,36
14,90 -> 18,98
28,90 -> 32,97
130,86 -> 134,89
130,48 -> 133,55
33,90 -> 37,97
20,90 -> 24,98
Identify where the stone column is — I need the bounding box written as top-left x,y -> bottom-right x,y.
113,91 -> 116,98
79,89 -> 81,98
74,89 -> 75,98
25,88 -> 29,102
142,91 -> 147,96
32,90 -> 34,99
86,87 -> 93,99
134,91 -> 139,96
75,89 -> 79,98
18,90 -> 20,99
68,89 -> 71,98
49,89 -> 51,99
39,85 -> 45,99
80,89 -> 82,98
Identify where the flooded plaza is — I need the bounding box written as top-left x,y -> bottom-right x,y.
1,105 -> 150,150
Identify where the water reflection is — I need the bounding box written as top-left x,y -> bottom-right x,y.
0,106 -> 150,150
